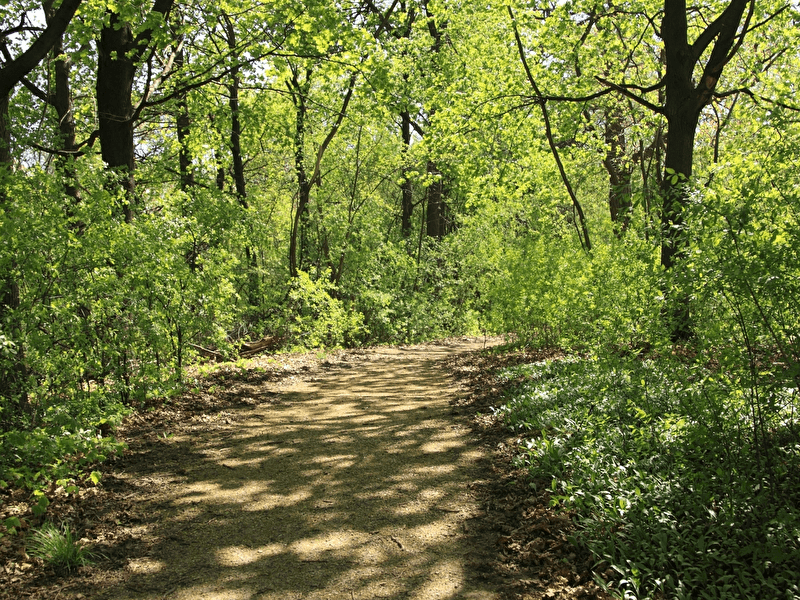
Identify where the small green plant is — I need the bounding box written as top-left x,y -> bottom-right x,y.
26,522 -> 97,573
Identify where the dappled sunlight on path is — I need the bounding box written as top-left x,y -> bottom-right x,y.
99,342 -> 499,600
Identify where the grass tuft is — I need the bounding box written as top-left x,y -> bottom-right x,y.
26,522 -> 97,573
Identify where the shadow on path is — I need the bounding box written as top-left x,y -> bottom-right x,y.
97,342 -> 500,600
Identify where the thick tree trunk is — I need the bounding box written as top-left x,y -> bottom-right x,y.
659,0 -> 751,340
97,10 -> 137,221
96,0 -> 175,221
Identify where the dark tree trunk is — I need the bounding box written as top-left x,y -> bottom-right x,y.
96,0 -> 175,221
659,0 -> 751,340
221,14 -> 259,302
0,95 -> 9,166
44,0 -> 80,205
425,161 -> 445,239
401,110 -> 414,238
97,10 -> 137,220
288,67 -> 312,278
174,46 -> 194,191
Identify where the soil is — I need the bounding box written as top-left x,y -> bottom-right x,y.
1,338 -> 612,600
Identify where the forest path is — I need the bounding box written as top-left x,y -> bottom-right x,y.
97,340 -> 501,600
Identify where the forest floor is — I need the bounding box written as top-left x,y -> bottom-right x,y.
1,339 -> 610,600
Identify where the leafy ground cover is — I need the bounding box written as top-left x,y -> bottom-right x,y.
469,345 -> 800,600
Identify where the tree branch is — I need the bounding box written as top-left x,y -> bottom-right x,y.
508,6 -> 591,252
0,0 -> 83,99
595,77 -> 665,114
310,70 -> 358,186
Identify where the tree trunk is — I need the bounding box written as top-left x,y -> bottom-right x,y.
97,10 -> 137,221
659,0 -> 750,340
0,95 -> 9,166
43,0 -> 80,206
288,67 -> 312,278
220,13 -> 259,303
174,45 -> 194,191
96,0 -> 175,220
400,110 -> 414,238
425,160 -> 445,239
603,110 -> 633,236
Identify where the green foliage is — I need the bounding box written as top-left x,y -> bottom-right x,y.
0,424 -> 124,492
470,205 -> 664,352
276,271 -> 365,349
497,356 -> 800,599
26,521 -> 98,573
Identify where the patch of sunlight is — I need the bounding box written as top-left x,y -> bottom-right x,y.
349,414 -> 388,424
408,521 -> 460,543
273,446 -> 301,456
246,488 -> 313,510
173,582 -> 254,600
456,449 -> 484,463
290,532 -> 356,558
174,482 -> 312,509
355,487 -> 400,501
395,464 -> 458,478
126,557 -> 165,574
313,453 -> 358,470
380,404 -> 425,413
215,457 -> 266,468
216,543 -> 285,566
420,440 -> 464,453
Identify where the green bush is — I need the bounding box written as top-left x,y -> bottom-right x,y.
279,271 -> 365,349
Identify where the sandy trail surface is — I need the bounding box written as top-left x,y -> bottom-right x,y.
98,340 -> 501,600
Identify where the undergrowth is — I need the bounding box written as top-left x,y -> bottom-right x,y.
495,356 -> 800,599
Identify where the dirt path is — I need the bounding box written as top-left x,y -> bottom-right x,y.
92,340 -> 501,600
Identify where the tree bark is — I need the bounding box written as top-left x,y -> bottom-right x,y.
425,160 -> 445,239
288,67 -> 313,278
174,45 -> 194,191
659,0 -> 751,339
0,0 -> 83,99
97,10 -> 137,220
43,0 -> 80,205
400,110 -> 414,239
221,13 -> 259,303
96,0 -> 175,220
603,109 -> 633,236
